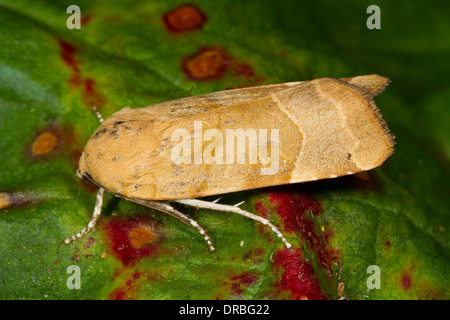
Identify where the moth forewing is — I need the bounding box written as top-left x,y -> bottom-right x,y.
71,75 -> 394,250
79,75 -> 393,200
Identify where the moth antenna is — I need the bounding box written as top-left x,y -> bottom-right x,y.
233,200 -> 245,207
211,197 -> 222,204
64,187 -> 105,245
174,199 -> 292,249
92,106 -> 104,123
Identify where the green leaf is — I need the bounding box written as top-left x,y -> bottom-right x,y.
0,0 -> 449,300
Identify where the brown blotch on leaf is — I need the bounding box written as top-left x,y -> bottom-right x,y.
27,126 -> 64,160
0,193 -> 11,209
183,47 -> 263,86
163,4 -> 206,33
183,47 -> 229,80
0,191 -> 38,210
31,131 -> 58,156
129,225 -> 156,249
28,124 -> 82,164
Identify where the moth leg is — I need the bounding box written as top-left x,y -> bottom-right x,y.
132,199 -> 216,252
174,199 -> 292,249
64,187 -> 105,245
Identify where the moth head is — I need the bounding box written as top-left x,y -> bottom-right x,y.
76,150 -> 104,188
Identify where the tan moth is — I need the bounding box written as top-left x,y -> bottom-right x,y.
65,75 -> 394,251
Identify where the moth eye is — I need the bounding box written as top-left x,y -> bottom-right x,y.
347,153 -> 352,160
84,172 -> 94,181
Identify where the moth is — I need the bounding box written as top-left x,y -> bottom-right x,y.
65,75 -> 394,251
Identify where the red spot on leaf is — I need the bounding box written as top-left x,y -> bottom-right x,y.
103,216 -> 160,266
401,272 -> 412,291
109,288 -> 126,300
59,40 -> 80,73
58,39 -> 107,108
163,4 -> 206,33
83,237 -> 95,249
229,272 -> 260,297
109,270 -> 146,300
68,73 -> 83,88
81,14 -> 93,26
254,200 -> 269,218
254,248 -> 266,256
229,62 -> 254,79
83,77 -> 106,108
269,191 -> 321,233
266,188 -> 339,276
273,248 -> 327,300
400,265 -> 416,292
240,248 -> 267,264
254,200 -> 275,244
